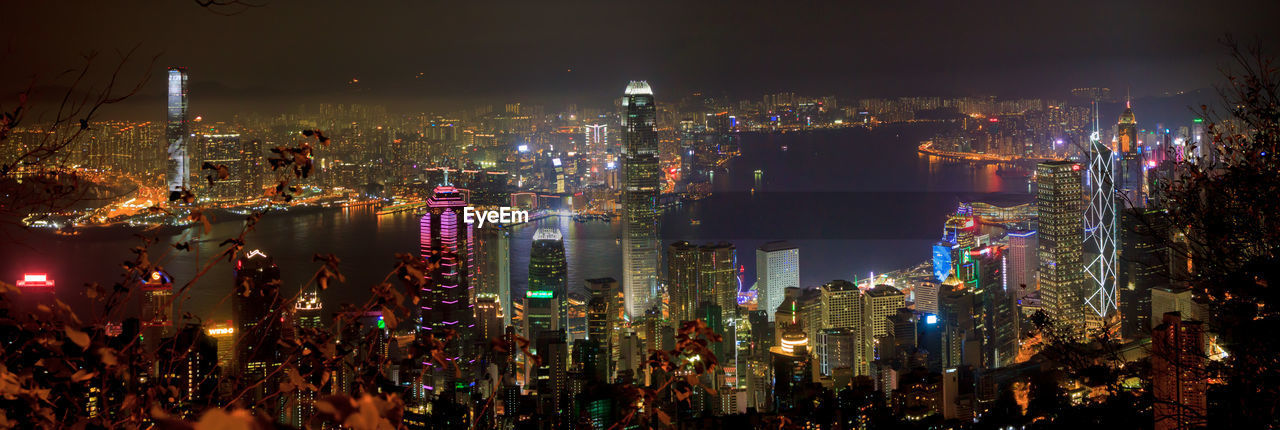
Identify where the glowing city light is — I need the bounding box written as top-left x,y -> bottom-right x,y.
17,273 -> 53,288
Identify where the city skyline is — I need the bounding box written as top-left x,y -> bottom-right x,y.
1,2 -> 1277,428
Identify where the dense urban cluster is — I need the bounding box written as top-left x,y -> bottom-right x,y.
0,53 -> 1245,430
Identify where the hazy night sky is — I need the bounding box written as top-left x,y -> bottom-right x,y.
3,0 -> 1278,116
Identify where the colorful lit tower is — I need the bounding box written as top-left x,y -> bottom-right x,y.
165,67 -> 190,201
416,181 -> 476,400
1085,101 -> 1119,323
621,80 -> 660,318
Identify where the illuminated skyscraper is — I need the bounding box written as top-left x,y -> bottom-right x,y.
165,67 -> 190,200
416,184 -> 476,399
757,241 -> 799,322
1085,102 -> 1120,324
621,81 -> 660,318
527,228 -> 567,339
1036,161 -> 1087,334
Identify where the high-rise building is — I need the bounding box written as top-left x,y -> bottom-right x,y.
820,280 -> 862,330
1006,230 -> 1038,301
1116,100 -> 1144,207
1085,102 -> 1120,325
965,246 -> 1019,369
476,226 -> 512,328
140,270 -> 175,350
915,280 -> 940,316
475,296 -> 503,346
527,228 -> 567,339
1120,208 -> 1168,339
1037,160 -> 1087,335
621,81 -> 660,318
757,241 -> 799,322
165,67 -> 190,200
535,332 -> 569,423
284,289 -> 323,427
1152,312 -> 1207,430
864,285 -> 906,341
158,323 -> 218,417
817,328 -> 857,376
198,133 -> 256,201
416,184 -> 476,400
1151,286 -> 1207,328
666,241 -> 738,326
206,320 -> 235,371
586,278 -> 620,381
233,249 -> 283,407
667,241 -> 701,324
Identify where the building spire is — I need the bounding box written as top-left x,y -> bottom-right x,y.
1126,87 -> 1131,109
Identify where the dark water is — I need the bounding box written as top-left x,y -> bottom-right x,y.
0,124 -> 1028,322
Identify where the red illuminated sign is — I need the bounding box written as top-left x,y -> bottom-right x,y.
16,273 -> 53,288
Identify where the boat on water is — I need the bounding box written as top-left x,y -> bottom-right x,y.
690,218 -> 701,226
781,145 -> 789,152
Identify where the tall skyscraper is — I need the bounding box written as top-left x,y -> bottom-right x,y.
416,184 -> 476,399
165,66 -> 190,200
1085,102 -> 1120,324
757,241 -> 799,322
527,228 -> 567,339
621,81 -> 660,318
1037,161 -> 1087,335
233,249 -> 283,407
1152,312 -> 1207,430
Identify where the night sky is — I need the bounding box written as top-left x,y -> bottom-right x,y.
4,0 -> 1278,115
